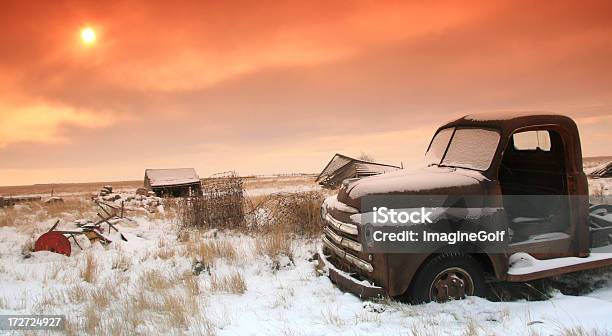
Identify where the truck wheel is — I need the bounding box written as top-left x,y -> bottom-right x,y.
408,254 -> 487,303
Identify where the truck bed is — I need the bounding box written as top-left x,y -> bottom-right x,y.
507,247 -> 612,281
590,204 -> 612,248
506,204 -> 612,282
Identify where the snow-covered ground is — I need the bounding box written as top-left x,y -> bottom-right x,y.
1,179 -> 612,335
3,213 -> 612,336
589,178 -> 612,202
246,184 -> 322,197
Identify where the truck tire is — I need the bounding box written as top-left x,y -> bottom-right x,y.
408,254 -> 487,303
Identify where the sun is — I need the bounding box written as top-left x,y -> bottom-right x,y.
80,27 -> 96,45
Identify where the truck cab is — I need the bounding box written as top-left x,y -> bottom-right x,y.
318,112 -> 612,302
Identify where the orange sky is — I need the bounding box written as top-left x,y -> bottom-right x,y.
1,0 -> 612,186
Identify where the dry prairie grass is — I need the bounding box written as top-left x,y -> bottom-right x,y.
202,239 -> 237,261
353,310 -> 381,325
83,303 -> 100,333
1,198 -> 95,233
162,292 -> 199,327
257,191 -> 325,237
0,180 -> 142,197
45,197 -> 93,217
72,270 -> 211,335
140,269 -> 174,291
0,207 -> 16,226
154,237 -> 177,260
111,247 -> 132,271
256,225 -> 293,259
243,176 -> 316,191
134,283 -> 202,331
32,292 -> 59,314
67,284 -> 91,304
462,319 -> 481,336
320,306 -> 345,327
90,281 -> 120,309
80,253 -> 98,283
560,326 -> 607,336
148,198 -> 180,222
21,237 -> 35,255
42,263 -> 62,283
184,238 -> 237,266
0,175 -> 315,198
409,323 -> 440,336
273,285 -> 295,309
210,271 -> 247,294
183,272 -> 201,296
33,284 -> 89,311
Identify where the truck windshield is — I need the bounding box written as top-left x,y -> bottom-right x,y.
425,127 -> 500,171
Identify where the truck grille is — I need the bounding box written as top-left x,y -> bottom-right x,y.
324,213 -> 358,235
322,195 -> 373,273
322,236 -> 373,273
324,227 -> 363,252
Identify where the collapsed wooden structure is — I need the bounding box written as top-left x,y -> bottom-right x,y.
144,168 -> 202,197
588,161 -> 612,178
316,153 -> 401,189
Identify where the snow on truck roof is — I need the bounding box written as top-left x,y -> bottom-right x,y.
145,168 -> 200,187
463,111 -> 562,122
440,111 -> 578,135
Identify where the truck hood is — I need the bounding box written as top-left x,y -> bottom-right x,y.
337,166 -> 487,209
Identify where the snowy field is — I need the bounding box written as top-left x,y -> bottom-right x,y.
1,177 -> 612,335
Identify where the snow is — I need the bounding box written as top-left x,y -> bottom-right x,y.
323,195 -> 358,214
246,184 -> 322,197
464,111 -> 561,122
589,178 -> 612,199
0,210 -> 610,335
348,166 -> 484,198
441,128 -> 500,171
2,180 -> 612,335
508,248 -> 612,275
145,168 -> 200,187
95,190 -> 165,213
510,232 -> 570,245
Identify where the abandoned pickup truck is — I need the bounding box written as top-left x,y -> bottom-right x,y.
318,112 -> 612,303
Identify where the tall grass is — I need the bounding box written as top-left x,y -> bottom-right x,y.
210,271 -> 247,294
80,253 -> 98,283
256,225 -> 293,259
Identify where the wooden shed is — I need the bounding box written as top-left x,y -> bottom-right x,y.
144,168 -> 202,197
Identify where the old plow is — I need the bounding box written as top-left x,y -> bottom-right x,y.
34,200 -> 131,256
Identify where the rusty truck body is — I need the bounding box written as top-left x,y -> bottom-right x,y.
318,112 -> 612,302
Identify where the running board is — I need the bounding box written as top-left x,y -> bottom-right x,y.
506,248 -> 612,282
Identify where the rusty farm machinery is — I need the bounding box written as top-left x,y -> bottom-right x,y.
34,200 -> 131,256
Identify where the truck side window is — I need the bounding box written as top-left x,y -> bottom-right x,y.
513,130 -> 551,151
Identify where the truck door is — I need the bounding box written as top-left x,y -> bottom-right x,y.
499,128 -> 572,257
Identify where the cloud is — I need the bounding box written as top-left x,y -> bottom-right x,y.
99,1 -> 488,91
0,99 -> 113,148
1,1 -> 491,92
0,1 -> 611,185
